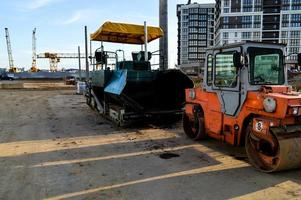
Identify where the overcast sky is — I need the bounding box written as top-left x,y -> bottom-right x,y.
0,0 -> 214,70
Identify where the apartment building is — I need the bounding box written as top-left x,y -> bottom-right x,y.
215,0 -> 301,64
177,2 -> 215,73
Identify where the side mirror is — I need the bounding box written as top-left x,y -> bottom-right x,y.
233,52 -> 243,69
298,53 -> 301,66
95,51 -> 107,65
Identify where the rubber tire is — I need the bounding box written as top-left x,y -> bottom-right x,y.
245,124 -> 272,172
183,113 -> 206,141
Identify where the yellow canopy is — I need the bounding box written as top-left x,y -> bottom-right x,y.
90,21 -> 164,44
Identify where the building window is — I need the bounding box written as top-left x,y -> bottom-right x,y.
243,0 -> 253,12
282,14 -> 289,22
291,22 -> 301,27
199,53 -> 206,59
223,17 -> 229,23
243,7 -> 252,12
283,0 -> 290,4
290,39 -> 300,46
198,41 -> 207,46
224,0 -> 230,7
253,32 -> 261,39
242,23 -> 252,28
281,31 -> 288,38
200,8 -> 207,14
254,23 -> 261,28
281,39 -> 288,44
292,0 -> 301,3
199,15 -> 207,21
291,31 -> 301,38
223,32 -> 229,39
254,0 -> 262,5
254,15 -> 261,22
223,8 -> 230,13
200,21 -> 207,27
242,32 -> 251,39
290,47 -> 300,54
199,34 -> 207,39
254,6 -> 262,11
282,22 -> 289,27
223,24 -> 229,29
242,16 -> 252,23
189,53 -> 198,59
293,5 -> 301,10
283,5 -> 290,10
189,47 -> 198,53
291,14 -> 301,21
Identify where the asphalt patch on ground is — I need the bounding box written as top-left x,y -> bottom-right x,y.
159,153 -> 180,159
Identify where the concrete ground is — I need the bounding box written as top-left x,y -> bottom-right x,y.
0,89 -> 301,200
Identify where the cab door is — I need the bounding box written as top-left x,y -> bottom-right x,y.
212,48 -> 241,116
205,54 -> 223,134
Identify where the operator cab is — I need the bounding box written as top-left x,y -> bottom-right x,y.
95,49 -> 152,71
203,41 -> 300,116
117,51 -> 152,71
204,41 -> 289,90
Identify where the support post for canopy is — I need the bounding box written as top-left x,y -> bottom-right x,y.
78,46 -> 82,80
144,21 -> 148,61
85,26 -> 89,80
90,40 -> 95,71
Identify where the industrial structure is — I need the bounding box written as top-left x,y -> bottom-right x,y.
177,1 -> 215,74
30,28 -> 39,72
37,53 -> 86,72
215,0 -> 301,66
159,0 -> 168,70
4,28 -> 16,72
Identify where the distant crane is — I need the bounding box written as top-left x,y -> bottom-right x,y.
30,28 -> 39,72
37,52 -> 86,72
4,28 -> 17,72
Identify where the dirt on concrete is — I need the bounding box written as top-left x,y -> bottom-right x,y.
0,89 -> 301,200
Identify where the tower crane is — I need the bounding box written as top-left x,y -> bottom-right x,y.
37,53 -> 85,72
30,28 -> 39,72
5,28 -> 17,73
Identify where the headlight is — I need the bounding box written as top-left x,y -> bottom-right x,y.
292,107 -> 299,115
263,97 -> 276,113
288,107 -> 300,115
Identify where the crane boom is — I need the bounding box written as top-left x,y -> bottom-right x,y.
5,28 -> 15,71
37,52 -> 86,72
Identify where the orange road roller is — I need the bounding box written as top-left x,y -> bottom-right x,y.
183,41 -> 301,172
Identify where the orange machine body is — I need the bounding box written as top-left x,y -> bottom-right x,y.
183,41 -> 301,172
185,85 -> 301,146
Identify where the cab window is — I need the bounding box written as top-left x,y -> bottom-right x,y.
248,47 -> 284,85
214,52 -> 237,88
207,54 -> 213,86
